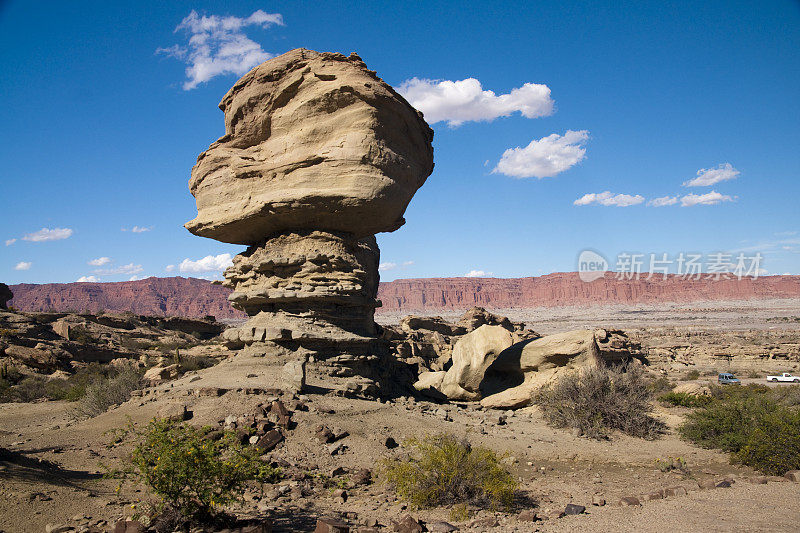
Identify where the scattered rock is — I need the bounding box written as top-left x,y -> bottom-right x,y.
392,515 -> 424,533
617,496 -> 641,507
784,470 -> 800,482
427,521 -> 458,532
564,503 -> 586,515
664,486 -> 687,497
385,437 -> 399,449
591,494 -> 606,506
255,429 -> 284,452
314,517 -> 350,533
518,509 -> 538,521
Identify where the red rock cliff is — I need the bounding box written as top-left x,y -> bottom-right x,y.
8,273 -> 800,317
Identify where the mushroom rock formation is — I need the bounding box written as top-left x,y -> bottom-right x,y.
185,49 -> 434,381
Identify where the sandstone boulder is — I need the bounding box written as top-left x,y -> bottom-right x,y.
439,325 -> 514,400
480,329 -> 618,409
185,48 -> 434,244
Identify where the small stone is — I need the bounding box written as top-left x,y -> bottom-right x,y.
784,470 -> 800,482
748,476 -> 769,484
715,480 -> 732,488
332,488 -> 347,502
591,494 -> 606,506
664,486 -> 687,497
698,479 -> 717,490
385,437 -> 399,449
45,525 -> 74,533
469,518 -> 499,528
518,509 -> 537,521
564,503 -> 585,515
643,489 -> 664,501
427,521 -> 458,532
330,466 -> 347,477
352,468 -> 372,486
617,496 -> 641,507
255,429 -> 284,452
392,515 -> 424,533
313,517 -> 349,533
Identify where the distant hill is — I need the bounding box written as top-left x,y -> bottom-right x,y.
7,273 -> 800,318
8,277 -> 246,319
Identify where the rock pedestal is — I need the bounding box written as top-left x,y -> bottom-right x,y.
186,49 -> 434,391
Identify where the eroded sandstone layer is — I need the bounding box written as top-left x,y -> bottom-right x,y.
186,48 -> 434,374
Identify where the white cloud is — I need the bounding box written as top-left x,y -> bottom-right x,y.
14,261 -> 32,271
647,195 -> 679,207
22,227 -> 73,242
683,163 -> 740,187
88,256 -> 112,266
379,260 -> 415,272
94,263 -> 144,276
165,264 -> 176,272
132,226 -> 152,233
397,77 -> 554,126
574,191 -> 644,207
77,275 -> 100,282
680,190 -> 735,207
465,269 -> 493,277
158,10 -> 284,90
128,275 -> 143,281
4,238 -> 16,246
178,253 -> 233,273
493,130 -> 589,178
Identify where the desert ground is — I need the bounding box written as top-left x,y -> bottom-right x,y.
2,300 -> 799,532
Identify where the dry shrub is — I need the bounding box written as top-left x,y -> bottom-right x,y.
535,365 -> 666,440
71,367 -> 142,418
381,433 -> 517,511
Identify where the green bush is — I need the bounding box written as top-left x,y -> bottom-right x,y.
127,418 -> 280,519
381,433 -> 517,511
679,385 -> 800,475
535,365 -> 666,440
659,391 -> 713,408
648,375 -> 674,395
686,369 -> 701,380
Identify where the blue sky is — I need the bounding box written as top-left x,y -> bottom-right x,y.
1,0 -> 798,284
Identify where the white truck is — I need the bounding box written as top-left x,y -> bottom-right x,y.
766,372 -> 800,383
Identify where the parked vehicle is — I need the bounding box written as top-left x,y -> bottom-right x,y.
717,372 -> 740,384
767,372 -> 800,383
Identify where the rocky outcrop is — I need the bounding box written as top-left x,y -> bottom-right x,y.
377,273 -> 800,311
0,308 -> 226,376
411,319 -> 642,408
439,325 -> 514,401
185,49 -> 434,391
0,283 -> 12,309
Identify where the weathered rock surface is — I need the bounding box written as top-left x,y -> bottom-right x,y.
185,48 -> 434,244
0,308 -> 227,376
185,49 -> 434,392
439,325 -> 514,400
480,329 -> 640,408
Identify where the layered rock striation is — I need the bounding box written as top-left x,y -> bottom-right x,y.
186,48 -> 434,380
